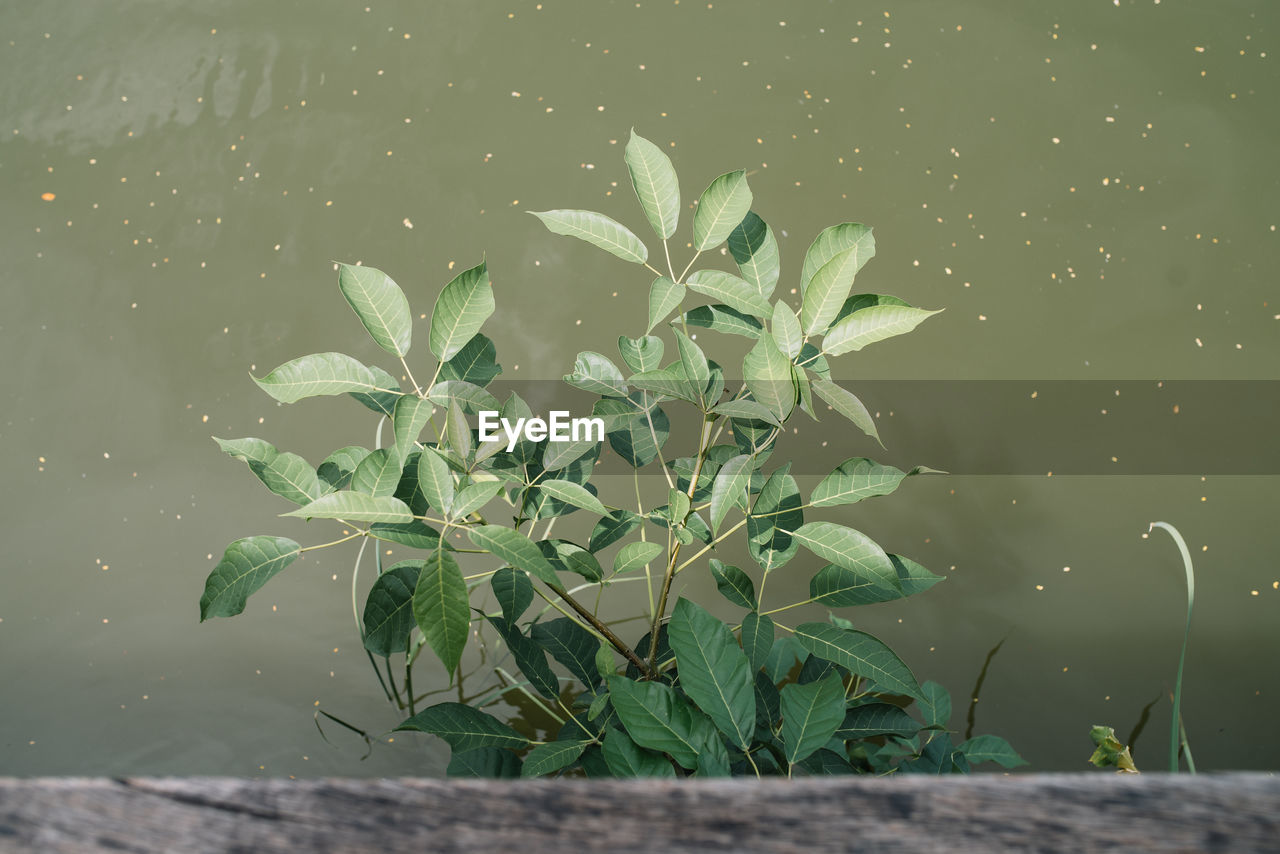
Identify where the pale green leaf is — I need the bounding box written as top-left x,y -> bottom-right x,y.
625,129 -> 681,239
413,549 -> 470,676
693,170 -> 752,250
824,305 -> 944,356
416,447 -> 455,515
351,448 -> 403,498
673,328 -> 710,406
429,260 -> 494,361
613,540 -> 663,574
647,276 -> 684,334
712,399 -> 781,428
283,492 -> 413,523
427,380 -> 501,415
252,352 -> 383,404
337,262 -> 412,357
801,246 -> 860,336
521,740 -> 589,777
199,536 -> 300,620
467,525 -> 561,587
349,364 -> 404,416
810,457 -> 911,507
728,211 -> 779,298
957,734 -> 1028,769
317,445 -> 371,491
771,301 -> 803,359
617,335 -> 664,374
445,399 -> 472,460
537,480 -> 609,516
686,269 -> 772,318
789,521 -> 898,593
450,480 -> 503,520
392,395 -> 434,461
530,209 -> 648,264
810,378 -> 881,446
709,453 -> 752,535
800,223 -> 875,296
257,451 -> 322,505
743,331 -> 795,421
564,351 -> 629,397
681,304 -> 762,338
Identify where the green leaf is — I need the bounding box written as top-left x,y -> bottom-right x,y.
780,673 -> 847,766
824,304 -> 943,356
712,399 -> 781,428
413,549 -> 470,676
686,270 -> 772,318
810,457 -> 910,507
681,304 -> 763,339
199,536 -> 301,620
625,129 -> 681,240
604,396 -> 669,468
709,559 -> 756,609
747,465 -> 802,571
771,301 -> 803,360
667,599 -> 756,749
531,618 -> 603,689
800,223 -> 875,296
362,561 -> 422,657
252,352 -> 383,404
391,395 -> 434,462
832,292 -> 911,327
628,366 -> 700,406
596,643 -> 616,680
337,262 -> 412,357
794,622 -> 923,700
258,451 -> 323,505
429,260 -> 494,362
317,445 -> 371,491
351,448 -> 403,498
529,209 -> 648,264
488,615 -> 560,698
416,447 -> 455,515
535,481 -> 609,517
647,276 -> 685,334
667,488 -> 692,525
814,554 -> 944,608
537,539 -> 603,583
728,211 -> 780,298
743,331 -> 795,421
450,479 -> 503,520
467,525 -> 561,587
918,680 -> 951,728
836,703 -> 921,739
810,378 -> 881,446
445,399 -> 472,461
789,521 -> 898,593
740,611 -> 774,672
673,329 -> 710,406
395,702 -> 529,751
369,520 -> 449,550
439,333 -> 502,387
693,170 -> 752,250
602,728 -> 676,778
801,247 -> 861,336
539,434 -> 601,472
709,453 -> 752,535
956,735 -> 1027,768
283,492 -> 413,523
589,509 -> 641,552
617,335 -> 664,373
564,351 -> 629,397
214,436 -> 276,467
349,365 -> 404,416
427,380 -> 501,415
613,540 -> 663,574
521,740 -> 589,778
491,567 -> 533,624
447,747 -> 521,779
607,675 -> 711,769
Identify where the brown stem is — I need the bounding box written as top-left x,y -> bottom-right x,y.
554,584 -> 654,679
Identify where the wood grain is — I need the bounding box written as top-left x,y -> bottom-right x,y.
1,774 -> 1276,853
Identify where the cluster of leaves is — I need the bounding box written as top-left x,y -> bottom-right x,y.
200,130 -> 1023,777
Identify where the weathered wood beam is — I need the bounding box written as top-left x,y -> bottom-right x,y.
1,774 -> 1276,853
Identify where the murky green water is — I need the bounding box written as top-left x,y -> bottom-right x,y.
2,1 -> 1276,776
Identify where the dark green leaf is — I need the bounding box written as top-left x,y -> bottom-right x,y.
780,673 -> 847,765
468,525 -> 561,587
489,615 -> 560,698
491,567 -> 533,624
362,561 -> 422,657
710,559 -> 756,609
681,304 -> 763,338
351,448 -> 403,498
957,735 -> 1028,768
747,465 -> 802,571
413,549 -> 470,676
668,599 -> 756,749
741,611 -> 774,672
447,747 -> 521,778
395,702 -> 528,751
317,445 -> 372,491
602,728 -> 676,778
605,395 -> 670,468
728,211 -> 780,298
607,675 -> 713,770
521,740 -> 589,777
369,520 -> 449,551
918,680 -> 951,729
439,333 -> 502,387
589,509 -> 642,552
199,536 -> 301,620
531,617 -> 603,690
794,623 -> 923,701
349,365 -> 403,416
836,703 -> 921,739
537,539 -> 603,583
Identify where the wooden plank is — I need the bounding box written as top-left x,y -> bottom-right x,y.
1,775 -> 1277,853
